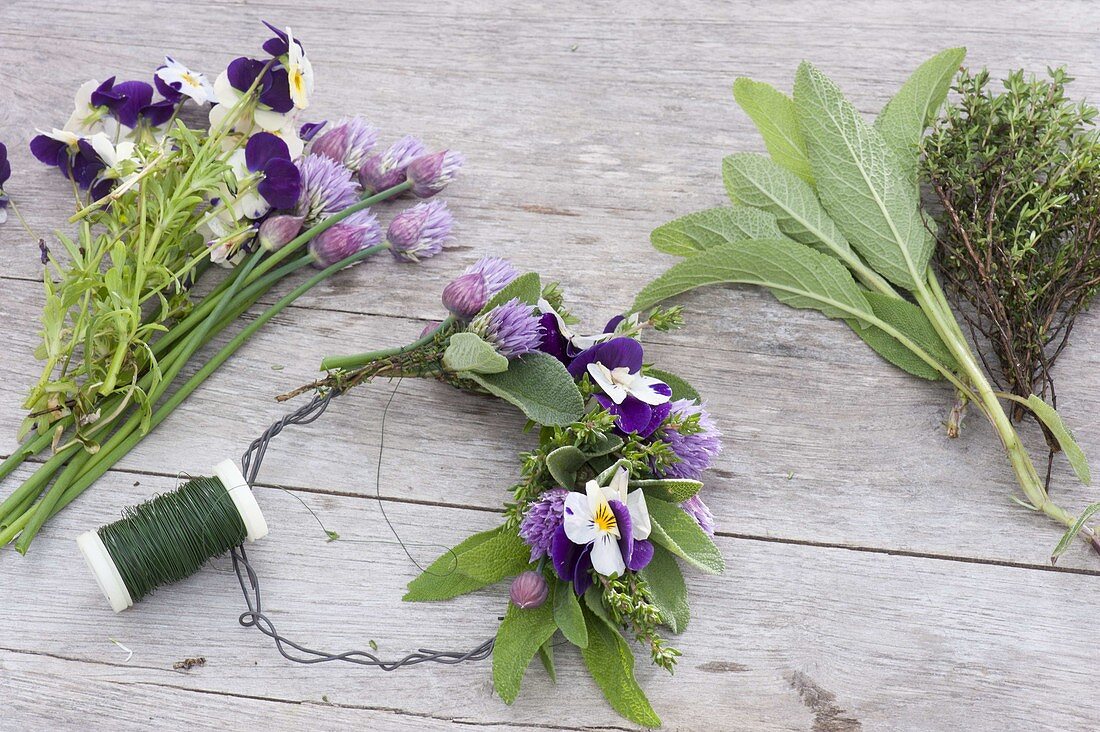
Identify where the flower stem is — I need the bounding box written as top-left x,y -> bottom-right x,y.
320,315 -> 455,371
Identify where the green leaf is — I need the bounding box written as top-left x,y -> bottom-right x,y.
638,545 -> 690,633
468,352 -> 585,426
793,62 -> 932,289
458,530 -> 534,583
629,478 -> 702,503
403,528 -> 504,601
546,445 -> 587,488
579,606 -> 661,728
537,639 -> 557,683
645,368 -> 700,402
552,579 -> 588,648
874,48 -> 966,180
596,458 -> 631,486
1052,503 -> 1100,562
442,332 -> 509,374
732,77 -> 814,184
651,206 -> 784,257
481,272 -> 542,315
584,432 -> 624,457
647,497 -> 725,575
722,153 -> 853,260
1019,395 -> 1091,485
493,601 -> 557,704
863,292 -> 958,372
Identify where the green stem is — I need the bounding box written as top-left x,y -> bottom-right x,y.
320,315 -> 455,371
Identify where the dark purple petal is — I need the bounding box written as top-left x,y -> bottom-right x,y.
257,157 -> 301,209
140,99 -> 177,127
89,76 -> 119,108
626,539 -> 654,571
0,143 -> 9,187
604,314 -> 625,333
637,398 -> 672,439
572,544 -> 594,596
538,312 -> 570,364
30,135 -> 66,166
154,73 -> 183,102
261,21 -> 304,56
259,67 -> 293,113
300,120 -> 326,141
246,132 -> 291,172
227,57 -> 267,93
550,525 -> 576,581
107,80 -> 154,127
613,396 -> 654,435
609,499 -> 634,569
566,336 -> 644,379
89,178 -> 114,201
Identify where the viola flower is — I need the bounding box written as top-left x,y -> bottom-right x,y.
359,135 -> 426,193
0,142 -> 10,224
285,28 -> 314,109
295,153 -> 360,225
519,487 -> 568,561
537,299 -> 616,364
308,208 -> 382,267
656,399 -> 722,480
223,132 -> 300,219
680,494 -> 716,537
30,130 -> 107,193
63,80 -> 118,137
210,57 -> 295,133
88,133 -> 138,189
387,199 -> 454,263
567,337 -> 672,437
471,298 -> 543,359
155,57 -> 215,105
553,468 -> 653,595
89,77 -> 176,131
311,116 -> 378,172
407,149 -> 464,198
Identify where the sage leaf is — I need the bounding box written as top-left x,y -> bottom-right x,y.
493,601 -> 557,704
647,496 -> 725,574
443,332 -> 509,374
552,579 -> 588,648
1052,503 -> 1100,562
546,445 -> 588,488
458,530 -> 534,583
863,292 -> 958,372
629,478 -> 703,503
404,528 -> 503,601
584,432 -> 624,457
732,77 -> 814,184
875,47 -> 967,180
1019,395 -> 1091,485
580,605 -> 661,728
794,62 -> 933,289
651,206 -> 784,257
537,639 -> 557,682
645,367 -> 700,402
638,544 -> 690,633
468,352 -> 585,426
480,271 -> 542,315
849,320 -> 941,381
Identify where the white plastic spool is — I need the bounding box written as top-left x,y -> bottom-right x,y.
77,459 -> 269,613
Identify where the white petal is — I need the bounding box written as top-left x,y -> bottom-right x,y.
213,72 -> 239,107
253,107 -> 293,132
588,362 -> 627,404
626,489 -> 651,540
609,468 -> 630,503
590,534 -> 625,577
73,79 -> 99,112
584,480 -> 604,515
0,208 -> 7,225
268,125 -> 305,159
563,492 -> 597,545
627,374 -> 672,406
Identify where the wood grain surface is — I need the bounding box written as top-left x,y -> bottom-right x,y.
1,1 -> 1098,730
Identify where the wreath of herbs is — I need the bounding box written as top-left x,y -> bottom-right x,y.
633,48 -> 1100,561
921,67 -> 1100,465
291,259 -> 723,728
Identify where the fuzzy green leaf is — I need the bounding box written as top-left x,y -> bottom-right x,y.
481,272 -> 542,315
403,528 -> 503,601
863,292 -> 958,371
584,432 -> 625,457
794,62 -> 932,289
732,77 -> 814,184
468,352 -> 585,426
458,530 -> 534,583
849,321 -> 940,380
875,48 -> 966,179
645,368 -> 700,402
546,445 -> 588,488
629,478 -> 702,503
443,332 -> 509,374
1021,395 -> 1091,485
538,639 -> 557,682
651,206 -> 784,257
580,606 -> 661,728
638,545 -> 690,633
493,601 -> 557,704
722,153 -> 853,259
647,497 -> 725,575
552,579 -> 588,648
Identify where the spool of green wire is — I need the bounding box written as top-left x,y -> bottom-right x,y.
77,460 -> 268,612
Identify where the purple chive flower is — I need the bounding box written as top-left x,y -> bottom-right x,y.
300,120 -> 327,142
258,213 -> 304,250
568,338 -> 671,438
295,153 -> 360,224
359,135 -> 426,193
467,256 -> 518,295
509,571 -> 549,609
407,150 -> 464,198
680,494 -> 716,537
387,199 -> 454,263
308,208 -> 382,267
246,132 -> 301,209
440,257 -> 517,319
471,298 -> 543,359
657,399 -> 722,480
311,116 -> 378,171
519,488 -> 568,561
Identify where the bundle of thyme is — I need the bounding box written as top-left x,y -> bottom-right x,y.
922,68 -> 1100,456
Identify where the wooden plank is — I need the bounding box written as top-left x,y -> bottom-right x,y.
2,477 -> 1098,731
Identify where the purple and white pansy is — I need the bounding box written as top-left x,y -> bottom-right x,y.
567,336 -> 672,438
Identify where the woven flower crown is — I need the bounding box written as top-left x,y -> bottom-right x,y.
298,258 -> 726,727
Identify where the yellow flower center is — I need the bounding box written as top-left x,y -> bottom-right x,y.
182,72 -> 199,87
593,502 -> 617,534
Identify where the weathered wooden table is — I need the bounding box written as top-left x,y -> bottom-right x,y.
1,1 -> 1098,729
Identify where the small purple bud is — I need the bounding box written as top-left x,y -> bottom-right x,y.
258,214 -> 305,251
308,209 -> 383,267
509,571 -> 549,609
442,272 -> 488,320
407,150 -> 464,198
387,199 -> 455,263
358,135 -> 427,193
